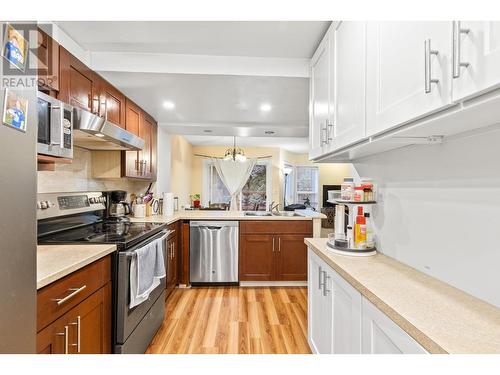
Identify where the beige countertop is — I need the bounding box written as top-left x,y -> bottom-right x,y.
129,209 -> 326,225
37,244 -> 116,290
305,237 -> 500,354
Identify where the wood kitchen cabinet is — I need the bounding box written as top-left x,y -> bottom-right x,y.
239,221 -> 312,281
121,104 -> 158,181
239,234 -> 275,281
95,75 -> 126,128
166,222 -> 180,298
58,46 -> 95,113
37,28 -> 60,93
37,255 -> 112,354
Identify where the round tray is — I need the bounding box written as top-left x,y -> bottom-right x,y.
326,241 -> 377,257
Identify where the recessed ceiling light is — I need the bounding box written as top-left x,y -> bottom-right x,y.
95,133 -> 105,137
203,129 -> 213,133
265,131 -> 275,135
163,101 -> 175,110
260,103 -> 272,112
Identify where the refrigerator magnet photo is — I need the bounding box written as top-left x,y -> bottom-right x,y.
2,24 -> 28,72
2,88 -> 28,132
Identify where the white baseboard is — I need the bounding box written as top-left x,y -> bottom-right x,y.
239,281 -> 307,287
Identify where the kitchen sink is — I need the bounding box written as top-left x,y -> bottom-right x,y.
273,211 -> 300,217
243,211 -> 273,216
243,211 -> 300,217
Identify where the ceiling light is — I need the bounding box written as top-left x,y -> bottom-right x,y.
265,130 -> 275,135
223,136 -> 246,162
95,133 -> 105,137
260,103 -> 272,112
163,101 -> 175,110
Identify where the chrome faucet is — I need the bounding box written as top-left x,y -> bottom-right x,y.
269,201 -> 280,213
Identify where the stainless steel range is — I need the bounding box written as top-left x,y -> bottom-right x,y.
37,191 -> 170,354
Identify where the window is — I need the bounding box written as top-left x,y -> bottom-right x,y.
283,164 -> 319,209
295,166 -> 319,209
241,164 -> 267,211
202,160 -> 272,210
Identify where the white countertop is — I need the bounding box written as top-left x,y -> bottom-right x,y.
305,238 -> 500,354
129,209 -> 326,225
37,244 -> 116,290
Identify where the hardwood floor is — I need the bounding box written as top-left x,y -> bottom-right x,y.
146,287 -> 311,354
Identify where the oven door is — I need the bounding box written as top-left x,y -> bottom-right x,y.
115,229 -> 170,345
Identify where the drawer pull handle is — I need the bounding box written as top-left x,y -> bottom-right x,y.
53,285 -> 87,306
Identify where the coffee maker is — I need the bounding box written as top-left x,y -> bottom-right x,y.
104,190 -> 132,222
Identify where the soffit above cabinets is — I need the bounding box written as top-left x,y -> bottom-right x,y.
56,21 -> 331,58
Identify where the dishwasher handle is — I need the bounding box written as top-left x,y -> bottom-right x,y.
201,226 -> 223,230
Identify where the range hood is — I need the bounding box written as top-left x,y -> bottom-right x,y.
72,107 -> 144,151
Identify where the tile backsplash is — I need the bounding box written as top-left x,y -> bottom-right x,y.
37,148 -> 152,196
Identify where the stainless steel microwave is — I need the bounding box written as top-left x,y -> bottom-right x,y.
37,91 -> 73,158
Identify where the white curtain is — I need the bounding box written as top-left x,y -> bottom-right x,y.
212,158 -> 256,211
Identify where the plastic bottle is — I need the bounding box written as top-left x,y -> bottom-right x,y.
346,225 -> 354,248
364,212 -> 375,248
354,206 -> 366,248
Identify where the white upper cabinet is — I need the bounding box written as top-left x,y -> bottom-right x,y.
332,21 -> 367,151
309,29 -> 332,160
366,22 -> 453,137
452,21 -> 500,102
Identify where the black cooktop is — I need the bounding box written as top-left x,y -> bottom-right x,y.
38,220 -> 166,248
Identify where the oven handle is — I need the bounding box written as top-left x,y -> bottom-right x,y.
123,229 -> 172,258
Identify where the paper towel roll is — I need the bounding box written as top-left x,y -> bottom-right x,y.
162,192 -> 174,216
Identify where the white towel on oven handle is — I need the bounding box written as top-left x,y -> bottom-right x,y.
129,235 -> 166,309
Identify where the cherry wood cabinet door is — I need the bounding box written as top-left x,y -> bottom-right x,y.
122,100 -> 142,178
96,76 -> 126,128
59,46 -> 94,112
166,237 -> 176,297
239,235 -> 276,281
276,235 -> 308,281
65,283 -> 112,354
37,314 -> 69,354
37,28 -> 59,93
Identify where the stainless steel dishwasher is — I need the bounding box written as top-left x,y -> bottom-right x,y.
189,221 -> 239,284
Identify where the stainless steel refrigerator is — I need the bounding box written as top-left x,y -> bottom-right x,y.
0,23 -> 37,352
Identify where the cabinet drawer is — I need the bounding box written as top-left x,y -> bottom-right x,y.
37,255 -> 111,332
240,220 -> 312,234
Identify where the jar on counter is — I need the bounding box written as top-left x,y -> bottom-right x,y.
341,177 -> 355,201
354,187 -> 364,202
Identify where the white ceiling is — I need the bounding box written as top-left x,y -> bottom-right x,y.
101,71 -> 309,138
184,135 -> 309,154
56,21 -> 330,58
56,21 -> 327,150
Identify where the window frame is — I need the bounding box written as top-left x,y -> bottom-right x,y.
202,159 -> 272,210
283,162 -> 320,210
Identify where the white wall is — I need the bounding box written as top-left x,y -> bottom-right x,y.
353,126 -> 500,308
155,126 -> 171,195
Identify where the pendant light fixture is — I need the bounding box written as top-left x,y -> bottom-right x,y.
223,136 -> 247,162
